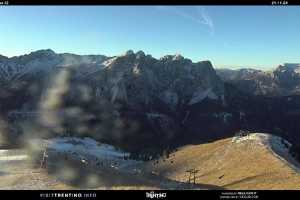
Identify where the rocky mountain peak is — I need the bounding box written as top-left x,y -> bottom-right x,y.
283,63 -> 300,69
172,54 -> 184,61
125,50 -> 135,56
135,50 -> 146,59
0,49 -> 225,108
29,49 -> 56,57
0,55 -> 8,61
195,61 -> 216,73
275,63 -> 300,73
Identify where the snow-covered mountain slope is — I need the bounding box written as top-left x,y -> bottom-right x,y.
231,133 -> 294,165
0,49 -> 224,108
29,137 -> 143,174
0,138 -> 218,190
0,50 -> 60,82
0,49 -> 109,82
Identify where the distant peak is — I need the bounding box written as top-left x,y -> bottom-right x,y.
136,50 -> 145,58
0,54 -> 8,60
160,54 -> 184,61
197,60 -> 213,66
283,63 -> 300,68
172,54 -> 184,61
30,49 -> 56,56
35,49 -> 55,53
125,50 -> 134,56
276,63 -> 300,72
239,68 -> 261,72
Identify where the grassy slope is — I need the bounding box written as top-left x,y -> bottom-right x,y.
2,136 -> 300,190
143,137 -> 300,190
0,154 -> 215,190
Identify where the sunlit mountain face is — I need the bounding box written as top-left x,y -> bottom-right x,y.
0,49 -> 300,155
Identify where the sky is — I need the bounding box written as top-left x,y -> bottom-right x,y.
0,6 -> 299,70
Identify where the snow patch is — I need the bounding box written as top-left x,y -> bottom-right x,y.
0,155 -> 28,161
230,132 -> 300,171
294,67 -> 300,74
46,137 -> 129,158
0,149 -> 28,161
30,137 -> 143,173
103,57 -> 117,68
132,64 -> 141,75
231,133 -> 292,156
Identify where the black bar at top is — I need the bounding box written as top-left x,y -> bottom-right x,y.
2,0 -> 300,6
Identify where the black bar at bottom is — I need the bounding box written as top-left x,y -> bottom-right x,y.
0,190 -> 299,200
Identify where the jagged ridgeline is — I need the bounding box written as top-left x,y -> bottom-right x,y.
0,49 -> 226,151
216,63 -> 300,96
1,49 -> 300,153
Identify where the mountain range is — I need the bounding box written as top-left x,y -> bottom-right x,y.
0,49 -> 300,154
216,63 -> 300,96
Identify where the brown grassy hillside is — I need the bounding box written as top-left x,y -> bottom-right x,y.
143,134 -> 300,189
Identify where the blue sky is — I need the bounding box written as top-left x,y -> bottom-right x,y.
0,6 -> 299,69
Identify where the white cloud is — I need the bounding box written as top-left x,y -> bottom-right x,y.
196,7 -> 215,35
155,6 -> 215,35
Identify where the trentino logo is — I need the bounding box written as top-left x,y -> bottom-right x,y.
146,191 -> 167,199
